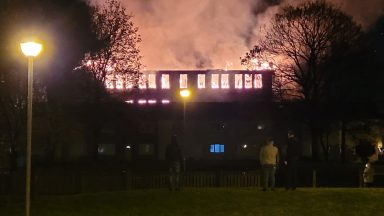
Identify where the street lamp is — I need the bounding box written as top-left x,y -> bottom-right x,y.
179,89 -> 190,127
179,89 -> 190,172
20,41 -> 42,216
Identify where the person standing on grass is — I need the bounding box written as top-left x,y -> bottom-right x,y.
259,137 -> 279,191
165,135 -> 183,191
284,130 -> 301,190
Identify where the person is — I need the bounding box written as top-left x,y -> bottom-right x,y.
165,135 -> 183,191
363,142 -> 383,187
363,162 -> 374,187
284,130 -> 301,190
259,137 -> 279,191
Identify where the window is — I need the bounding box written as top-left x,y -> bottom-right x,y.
221,74 -> 229,89
139,74 -> 147,89
138,99 -> 147,104
161,74 -> 170,89
211,74 -> 219,89
245,74 -> 252,89
139,143 -> 154,155
116,75 -> 124,89
126,78 -> 133,89
210,144 -> 224,153
98,143 -> 116,156
254,74 -> 263,89
161,99 -> 170,104
105,79 -> 114,89
180,74 -> 188,88
148,99 -> 157,104
235,74 -> 242,89
198,74 -> 205,89
148,74 -> 156,89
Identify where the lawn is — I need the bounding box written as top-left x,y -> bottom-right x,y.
1,188 -> 383,216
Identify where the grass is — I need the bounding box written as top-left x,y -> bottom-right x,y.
1,188 -> 383,216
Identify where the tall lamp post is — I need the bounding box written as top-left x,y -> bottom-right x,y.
179,89 -> 190,128
20,41 -> 42,216
179,89 -> 190,173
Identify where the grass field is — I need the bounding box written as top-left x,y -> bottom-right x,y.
1,188 -> 383,216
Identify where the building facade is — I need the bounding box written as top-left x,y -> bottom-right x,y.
100,70 -> 276,163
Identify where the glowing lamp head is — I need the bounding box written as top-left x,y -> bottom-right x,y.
180,89 -> 190,98
20,41 -> 42,57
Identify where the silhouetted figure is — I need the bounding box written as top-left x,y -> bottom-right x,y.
259,138 -> 279,191
363,142 -> 383,187
284,130 -> 300,190
165,135 -> 183,191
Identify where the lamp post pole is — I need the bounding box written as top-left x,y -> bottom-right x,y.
179,89 -> 190,173
20,41 -> 42,216
179,89 -> 190,130
183,99 -> 186,128
26,56 -> 33,216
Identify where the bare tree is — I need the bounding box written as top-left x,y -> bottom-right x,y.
82,0 -> 142,93
79,0 -> 143,158
244,1 -> 362,159
262,0 -> 361,102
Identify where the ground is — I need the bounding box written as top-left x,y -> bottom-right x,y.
1,188 -> 383,216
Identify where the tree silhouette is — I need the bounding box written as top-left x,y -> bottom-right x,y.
81,0 -> 142,95
245,0 -> 362,159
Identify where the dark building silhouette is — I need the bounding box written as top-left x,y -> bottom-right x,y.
102,70 -> 276,163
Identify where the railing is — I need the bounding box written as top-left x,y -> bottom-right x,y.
0,171 -> 262,195
126,171 -> 261,189
2,164 -> 382,195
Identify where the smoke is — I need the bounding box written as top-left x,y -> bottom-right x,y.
92,0 -> 384,70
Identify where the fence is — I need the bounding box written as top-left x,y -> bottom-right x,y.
0,170 -> 262,195
1,164 -> 383,195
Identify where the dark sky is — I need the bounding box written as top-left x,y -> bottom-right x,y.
93,0 -> 384,70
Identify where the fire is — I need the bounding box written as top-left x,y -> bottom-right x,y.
250,58 -> 275,71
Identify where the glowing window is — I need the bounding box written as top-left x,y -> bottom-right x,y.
161,99 -> 170,104
180,74 -> 188,88
211,74 -> 219,89
116,75 -> 124,89
126,79 -> 133,89
235,74 -> 243,89
221,74 -> 229,89
161,74 -> 170,89
139,74 -> 147,89
138,99 -> 147,104
148,74 -> 156,89
198,74 -> 205,89
245,74 -> 252,89
254,74 -> 263,89
148,99 -> 157,104
210,144 -> 224,153
105,79 -> 114,89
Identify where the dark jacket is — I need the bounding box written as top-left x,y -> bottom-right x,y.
286,137 -> 301,161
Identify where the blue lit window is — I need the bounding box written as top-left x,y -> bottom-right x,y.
210,144 -> 224,153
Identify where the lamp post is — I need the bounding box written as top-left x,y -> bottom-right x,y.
20,41 -> 42,216
179,89 -> 190,128
179,89 -> 190,172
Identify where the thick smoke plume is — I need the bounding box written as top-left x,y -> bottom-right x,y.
93,0 -> 384,70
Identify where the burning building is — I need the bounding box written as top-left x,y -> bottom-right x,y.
99,69 -> 277,165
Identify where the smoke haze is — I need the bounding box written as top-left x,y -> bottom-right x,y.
93,0 -> 384,70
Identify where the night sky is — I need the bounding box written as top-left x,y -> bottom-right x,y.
93,0 -> 384,70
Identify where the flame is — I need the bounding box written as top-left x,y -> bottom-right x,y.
249,58 -> 275,70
